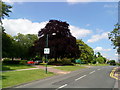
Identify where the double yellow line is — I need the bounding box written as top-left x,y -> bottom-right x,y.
110,67 -> 120,80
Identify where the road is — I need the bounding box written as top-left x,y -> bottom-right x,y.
15,66 -> 119,89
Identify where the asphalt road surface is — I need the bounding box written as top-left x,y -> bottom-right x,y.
14,66 -> 119,90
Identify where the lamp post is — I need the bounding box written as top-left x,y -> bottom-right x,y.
45,34 -> 48,74
44,33 -> 56,74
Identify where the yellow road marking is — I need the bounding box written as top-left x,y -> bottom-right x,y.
110,67 -> 120,80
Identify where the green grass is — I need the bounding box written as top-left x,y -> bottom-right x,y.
2,69 -> 55,88
2,64 -> 36,71
89,64 -> 110,66
54,65 -> 86,71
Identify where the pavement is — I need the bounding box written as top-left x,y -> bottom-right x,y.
12,66 -> 119,89
33,65 -> 70,74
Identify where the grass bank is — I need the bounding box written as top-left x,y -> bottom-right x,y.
2,69 -> 55,88
2,64 -> 36,71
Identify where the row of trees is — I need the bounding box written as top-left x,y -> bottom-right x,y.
2,31 -> 38,60
2,29 -> 106,64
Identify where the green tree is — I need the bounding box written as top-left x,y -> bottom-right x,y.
1,1 -> 12,60
32,20 -> 80,62
96,57 -> 104,64
0,1 -> 12,23
95,52 -> 107,64
108,24 -> 120,53
107,60 -> 116,65
2,28 -> 14,58
77,39 -> 94,63
14,33 -> 38,59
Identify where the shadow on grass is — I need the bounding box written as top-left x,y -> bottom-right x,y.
2,66 -> 14,71
2,64 -> 29,71
2,75 -> 8,80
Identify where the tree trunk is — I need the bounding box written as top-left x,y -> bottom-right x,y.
54,56 -> 57,62
12,57 -> 14,61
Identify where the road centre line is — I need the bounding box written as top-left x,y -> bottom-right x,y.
57,84 -> 68,89
89,70 -> 95,74
75,75 -> 87,81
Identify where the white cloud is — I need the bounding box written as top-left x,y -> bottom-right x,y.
70,25 -> 92,39
2,18 -> 92,38
2,0 -> 14,5
115,53 -> 118,56
2,18 -> 48,36
94,47 -> 111,52
87,32 -> 109,43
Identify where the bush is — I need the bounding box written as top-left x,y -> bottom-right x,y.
91,60 -> 96,64
19,60 -> 28,65
107,60 -> 116,65
61,58 -> 73,65
116,63 -> 120,66
81,60 -> 88,64
48,58 -> 73,65
3,59 -> 20,64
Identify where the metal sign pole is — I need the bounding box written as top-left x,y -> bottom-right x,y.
45,34 -> 48,74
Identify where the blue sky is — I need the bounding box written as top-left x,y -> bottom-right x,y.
2,1 -> 119,61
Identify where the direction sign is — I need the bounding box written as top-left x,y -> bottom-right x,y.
44,48 -> 50,54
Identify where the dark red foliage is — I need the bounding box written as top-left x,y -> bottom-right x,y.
31,20 -> 80,60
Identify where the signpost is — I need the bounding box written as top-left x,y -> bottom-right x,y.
44,48 -> 50,54
75,59 -> 81,66
44,34 -> 49,74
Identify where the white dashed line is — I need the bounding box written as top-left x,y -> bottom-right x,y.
89,70 -> 95,74
57,84 -> 67,89
97,69 -> 100,70
75,75 -> 87,81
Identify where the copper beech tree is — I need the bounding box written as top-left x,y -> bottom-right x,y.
30,20 -> 80,62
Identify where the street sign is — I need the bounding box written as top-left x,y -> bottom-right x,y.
75,59 -> 81,63
44,48 -> 50,54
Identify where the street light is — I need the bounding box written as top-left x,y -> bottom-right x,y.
44,33 -> 56,74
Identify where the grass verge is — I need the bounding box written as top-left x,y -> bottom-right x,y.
2,69 -> 55,88
54,65 -> 86,71
2,64 -> 36,71
89,64 -> 110,66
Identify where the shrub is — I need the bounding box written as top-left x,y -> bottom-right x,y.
81,60 -> 88,64
3,58 -> 11,61
116,63 -> 120,66
19,60 -> 28,65
3,60 -> 20,64
48,58 -> 73,65
61,58 -> 73,65
108,60 -> 116,65
91,60 -> 96,64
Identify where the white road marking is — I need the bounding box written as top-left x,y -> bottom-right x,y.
58,84 -> 67,89
75,75 -> 87,81
97,69 -> 100,70
89,70 -> 95,74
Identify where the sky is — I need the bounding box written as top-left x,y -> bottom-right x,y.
2,0 -> 119,61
